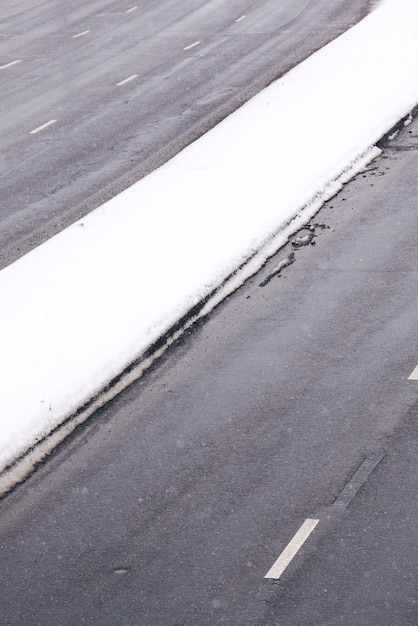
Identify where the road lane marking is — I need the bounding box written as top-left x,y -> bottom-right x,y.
126,6 -> 138,13
183,41 -> 201,51
116,74 -> 138,86
72,30 -> 90,38
264,518 -> 319,579
235,15 -> 247,23
408,364 -> 418,380
29,119 -> 57,135
0,59 -> 21,70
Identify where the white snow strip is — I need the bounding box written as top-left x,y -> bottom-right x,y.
369,0 -> 388,10
0,59 -> 21,70
2,0 -> 418,476
408,364 -> 418,380
265,519 -> 320,579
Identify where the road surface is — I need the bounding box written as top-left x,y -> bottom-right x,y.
0,0 -> 371,268
0,108 -> 417,624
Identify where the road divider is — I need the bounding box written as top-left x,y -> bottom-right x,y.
1,0 -> 418,491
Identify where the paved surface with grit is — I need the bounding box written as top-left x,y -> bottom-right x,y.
0,0 -> 371,268
0,113 -> 417,625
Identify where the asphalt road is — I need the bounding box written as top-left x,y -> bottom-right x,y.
0,111 -> 417,624
0,0 -> 371,268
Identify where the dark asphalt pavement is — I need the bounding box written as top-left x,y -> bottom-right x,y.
260,410 -> 418,626
0,0 -> 371,268
0,111 -> 417,624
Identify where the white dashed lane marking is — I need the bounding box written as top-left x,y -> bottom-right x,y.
408,364 -> 418,380
29,120 -> 57,135
264,519 -> 319,580
116,74 -> 138,86
72,30 -> 90,39
126,6 -> 138,13
0,59 -> 21,70
235,15 -> 247,23
183,41 -> 201,51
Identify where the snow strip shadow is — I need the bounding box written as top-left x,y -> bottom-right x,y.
1,0 -> 418,491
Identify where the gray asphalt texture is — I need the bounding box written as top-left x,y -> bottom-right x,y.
0,103 -> 417,624
0,0 -> 371,268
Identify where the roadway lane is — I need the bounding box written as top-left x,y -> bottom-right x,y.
260,409 -> 418,625
0,112 -> 417,624
0,0 -> 371,268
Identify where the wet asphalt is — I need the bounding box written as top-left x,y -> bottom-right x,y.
0,0 -> 371,268
0,111 -> 417,624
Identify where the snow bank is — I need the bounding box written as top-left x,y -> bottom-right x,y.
1,0 -> 418,475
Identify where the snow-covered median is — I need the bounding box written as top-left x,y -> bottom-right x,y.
1,0 -> 418,481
